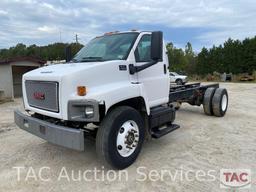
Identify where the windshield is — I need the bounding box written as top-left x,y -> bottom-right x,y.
72,33 -> 138,62
171,72 -> 179,76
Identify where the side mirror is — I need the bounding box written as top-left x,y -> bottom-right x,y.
65,46 -> 72,62
151,31 -> 163,61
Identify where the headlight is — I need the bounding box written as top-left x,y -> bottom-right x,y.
68,100 -> 99,122
85,106 -> 94,118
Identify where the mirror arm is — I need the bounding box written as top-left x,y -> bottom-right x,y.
129,60 -> 158,75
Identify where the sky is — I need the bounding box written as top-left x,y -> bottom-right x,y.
0,0 -> 255,51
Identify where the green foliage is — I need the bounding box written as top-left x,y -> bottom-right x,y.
166,42 -> 196,74
196,36 -> 256,75
0,43 -> 83,61
166,36 -> 256,75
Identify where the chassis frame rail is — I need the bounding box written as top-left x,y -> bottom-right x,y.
169,83 -> 219,104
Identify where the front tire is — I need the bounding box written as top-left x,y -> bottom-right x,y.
96,106 -> 145,169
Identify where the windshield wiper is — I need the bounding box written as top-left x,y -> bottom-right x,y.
80,57 -> 104,62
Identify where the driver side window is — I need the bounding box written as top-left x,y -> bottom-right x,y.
135,35 -> 151,62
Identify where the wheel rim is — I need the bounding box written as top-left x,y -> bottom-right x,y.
116,120 -> 139,157
221,94 -> 228,111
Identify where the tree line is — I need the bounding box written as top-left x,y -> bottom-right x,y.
167,36 -> 256,75
0,43 -> 83,61
0,36 -> 255,75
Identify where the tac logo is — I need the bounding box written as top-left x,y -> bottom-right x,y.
220,169 -> 251,189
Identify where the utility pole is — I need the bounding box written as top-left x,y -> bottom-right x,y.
59,28 -> 62,42
75,34 -> 80,44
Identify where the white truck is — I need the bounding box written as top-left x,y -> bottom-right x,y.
14,31 -> 228,169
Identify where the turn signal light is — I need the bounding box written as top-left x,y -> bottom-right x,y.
77,86 -> 87,96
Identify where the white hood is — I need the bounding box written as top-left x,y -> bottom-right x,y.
24,62 -> 99,80
22,60 -> 132,119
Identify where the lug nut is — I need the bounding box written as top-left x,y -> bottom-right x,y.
117,145 -> 122,150
120,127 -> 124,134
135,134 -> 139,137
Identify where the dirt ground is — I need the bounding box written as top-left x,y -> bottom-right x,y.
0,83 -> 255,192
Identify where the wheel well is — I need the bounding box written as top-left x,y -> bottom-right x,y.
97,97 -> 147,126
108,97 -> 147,114
175,78 -> 182,82
103,97 -> 150,139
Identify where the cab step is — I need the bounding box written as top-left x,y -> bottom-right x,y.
151,123 -> 180,138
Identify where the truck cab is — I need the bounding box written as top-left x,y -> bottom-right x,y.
15,31 -> 228,169
22,31 -> 169,119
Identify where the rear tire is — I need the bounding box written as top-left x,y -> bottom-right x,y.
96,106 -> 145,169
212,88 -> 228,117
203,87 -> 216,115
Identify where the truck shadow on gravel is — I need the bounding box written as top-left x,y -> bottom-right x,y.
177,108 -> 210,117
26,139 -> 105,168
23,136 -> 172,171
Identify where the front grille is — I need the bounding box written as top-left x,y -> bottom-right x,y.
25,80 -> 59,112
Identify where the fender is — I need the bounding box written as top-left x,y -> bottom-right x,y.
84,82 -> 150,115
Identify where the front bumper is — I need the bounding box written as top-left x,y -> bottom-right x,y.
14,110 -> 85,151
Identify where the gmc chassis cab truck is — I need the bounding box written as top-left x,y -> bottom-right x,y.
14,31 -> 228,169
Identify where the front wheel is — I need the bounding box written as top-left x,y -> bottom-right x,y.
96,106 -> 145,169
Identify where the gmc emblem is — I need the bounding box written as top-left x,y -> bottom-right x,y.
33,92 -> 45,100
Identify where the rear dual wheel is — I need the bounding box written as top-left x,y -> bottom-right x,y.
212,88 -> 228,117
203,88 -> 228,117
203,88 -> 216,115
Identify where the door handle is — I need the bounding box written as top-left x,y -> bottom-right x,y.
163,64 -> 167,74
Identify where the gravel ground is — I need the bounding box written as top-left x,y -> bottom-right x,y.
0,82 -> 256,192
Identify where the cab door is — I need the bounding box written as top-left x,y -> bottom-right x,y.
134,34 -> 170,107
